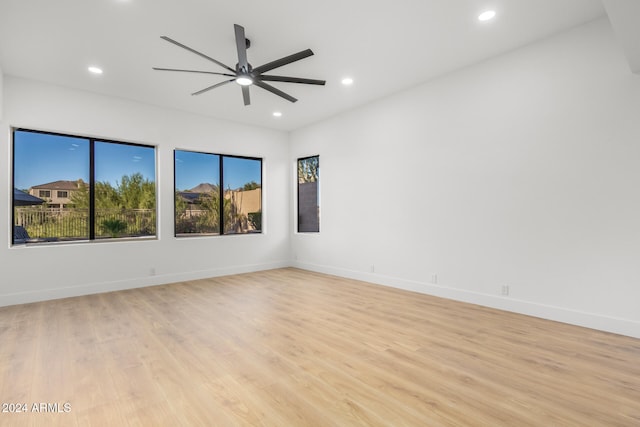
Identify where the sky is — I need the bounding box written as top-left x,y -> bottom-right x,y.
175,150 -> 261,191
174,150 -> 218,191
13,131 -> 155,189
95,141 -> 155,186
14,130 -> 261,192
14,131 -> 90,190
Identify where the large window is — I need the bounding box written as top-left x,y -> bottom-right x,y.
297,155 -> 319,232
175,150 -> 262,236
12,129 -> 156,245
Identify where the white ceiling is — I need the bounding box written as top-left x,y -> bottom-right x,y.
0,0 -> 608,131
602,0 -> 640,73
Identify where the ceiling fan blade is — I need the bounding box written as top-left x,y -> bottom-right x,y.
234,24 -> 249,72
259,75 -> 326,85
254,80 -> 297,103
252,49 -> 314,74
192,79 -> 235,96
160,36 -> 235,73
242,86 -> 251,106
153,67 -> 235,77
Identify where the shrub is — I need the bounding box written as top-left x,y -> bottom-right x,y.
248,212 -> 261,231
101,218 -> 128,237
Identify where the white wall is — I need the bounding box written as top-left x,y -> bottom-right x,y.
0,64 -> 3,120
1,76 -> 290,305
290,18 -> 640,338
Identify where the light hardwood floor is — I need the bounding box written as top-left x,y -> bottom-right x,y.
1,268 -> 639,426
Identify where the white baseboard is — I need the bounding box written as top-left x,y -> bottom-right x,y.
293,261 -> 640,339
0,260 -> 290,307
4,259 -> 638,340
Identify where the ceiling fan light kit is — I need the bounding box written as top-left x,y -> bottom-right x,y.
153,24 -> 326,106
236,76 -> 253,86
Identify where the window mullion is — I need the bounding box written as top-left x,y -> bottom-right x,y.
219,156 -> 225,234
89,140 -> 95,240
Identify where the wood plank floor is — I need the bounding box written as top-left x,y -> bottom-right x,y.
1,268 -> 639,426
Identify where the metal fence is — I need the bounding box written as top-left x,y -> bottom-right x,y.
14,207 -> 156,241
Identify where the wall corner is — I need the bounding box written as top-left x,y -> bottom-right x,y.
0,64 -> 4,121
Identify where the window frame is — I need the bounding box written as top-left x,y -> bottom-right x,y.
297,155 -> 320,233
11,127 -> 157,245
173,149 -> 263,237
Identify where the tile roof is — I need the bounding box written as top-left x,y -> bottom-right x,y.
31,180 -> 86,190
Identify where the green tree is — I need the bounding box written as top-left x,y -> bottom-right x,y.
117,173 -> 156,209
197,189 -> 222,233
248,212 -> 261,231
175,191 -> 188,216
96,181 -> 120,209
69,183 -> 89,208
91,173 -> 156,210
242,181 -> 261,191
223,186 -> 247,233
174,191 -> 194,234
298,157 -> 318,183
69,175 -> 155,210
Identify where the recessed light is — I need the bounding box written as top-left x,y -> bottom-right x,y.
478,10 -> 496,21
88,66 -> 103,75
341,77 -> 354,86
272,111 -> 282,118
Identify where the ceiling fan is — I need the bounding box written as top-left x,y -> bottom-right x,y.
153,24 -> 326,106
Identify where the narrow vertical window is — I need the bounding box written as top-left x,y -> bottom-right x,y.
174,151 -> 221,236
297,155 -> 319,233
222,156 -> 262,234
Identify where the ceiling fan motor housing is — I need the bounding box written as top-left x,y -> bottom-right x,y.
236,62 -> 253,75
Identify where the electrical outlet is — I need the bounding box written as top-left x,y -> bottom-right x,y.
430,274 -> 438,284
150,267 -> 156,276
501,285 -> 510,296
370,265 -> 375,273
